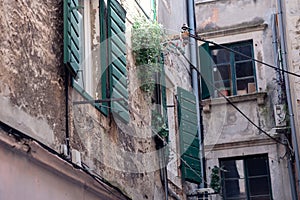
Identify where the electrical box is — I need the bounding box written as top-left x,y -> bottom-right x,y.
71,149 -> 82,167
274,104 -> 286,127
60,144 -> 68,157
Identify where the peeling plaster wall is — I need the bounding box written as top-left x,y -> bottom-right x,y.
0,0 -> 65,149
195,0 -> 276,33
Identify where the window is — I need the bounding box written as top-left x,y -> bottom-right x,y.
64,0 -> 129,122
200,41 -> 256,99
220,155 -> 272,200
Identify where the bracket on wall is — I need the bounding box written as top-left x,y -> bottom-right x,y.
73,98 -> 126,105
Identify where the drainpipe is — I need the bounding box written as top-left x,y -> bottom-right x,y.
65,67 -> 70,156
277,0 -> 300,197
186,0 -> 205,188
152,0 -> 157,21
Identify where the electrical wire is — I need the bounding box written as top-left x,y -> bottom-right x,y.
189,33 -> 300,78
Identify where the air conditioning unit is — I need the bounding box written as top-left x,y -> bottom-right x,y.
274,104 -> 286,127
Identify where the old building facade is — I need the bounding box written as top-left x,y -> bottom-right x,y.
0,0 -> 202,199
195,0 -> 300,199
1,0 -> 299,199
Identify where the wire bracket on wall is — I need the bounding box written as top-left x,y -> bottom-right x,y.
73,98 -> 126,105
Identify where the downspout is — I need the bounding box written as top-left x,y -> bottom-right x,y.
277,0 -> 300,197
65,67 -> 70,156
152,0 -> 157,21
186,0 -> 205,188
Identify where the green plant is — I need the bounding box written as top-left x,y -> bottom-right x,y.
132,17 -> 165,93
210,166 -> 221,193
151,110 -> 168,136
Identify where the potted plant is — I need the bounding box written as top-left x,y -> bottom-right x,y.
131,17 -> 166,94
218,87 -> 229,97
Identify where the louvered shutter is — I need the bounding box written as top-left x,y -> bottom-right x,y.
108,0 -> 129,123
199,42 -> 212,99
177,87 -> 201,184
63,0 -> 82,78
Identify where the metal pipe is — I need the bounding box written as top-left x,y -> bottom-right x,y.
277,0 -> 300,196
186,0 -> 205,188
287,142 -> 298,200
65,67 -> 70,155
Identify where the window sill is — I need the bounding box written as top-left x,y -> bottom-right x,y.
202,92 -> 267,113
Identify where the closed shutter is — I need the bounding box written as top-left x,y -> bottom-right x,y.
108,0 -> 129,123
63,0 -> 82,78
199,42 -> 212,99
177,87 -> 201,184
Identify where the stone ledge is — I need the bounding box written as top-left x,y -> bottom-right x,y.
202,92 -> 267,113
197,22 -> 267,39
204,137 -> 277,152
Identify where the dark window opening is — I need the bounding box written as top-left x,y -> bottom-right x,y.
220,154 -> 272,200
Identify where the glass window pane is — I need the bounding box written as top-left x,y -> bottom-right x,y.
215,80 -> 231,89
213,64 -> 231,81
211,49 -> 230,64
236,78 -> 255,91
224,179 -> 247,198
235,61 -> 254,78
234,44 -> 252,61
247,157 -> 268,176
248,177 -> 271,196
221,160 -> 245,179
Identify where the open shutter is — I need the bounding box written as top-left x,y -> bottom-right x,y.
108,0 -> 130,123
63,0 -> 82,78
199,42 -> 212,99
177,87 -> 201,184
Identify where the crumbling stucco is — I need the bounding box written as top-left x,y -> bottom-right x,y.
0,0 -> 66,149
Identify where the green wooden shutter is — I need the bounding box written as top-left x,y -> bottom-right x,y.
63,0 -> 82,78
199,42 -> 212,99
108,0 -> 129,123
177,87 -> 201,184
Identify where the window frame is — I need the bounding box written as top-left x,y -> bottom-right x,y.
208,40 -> 257,98
219,154 -> 273,200
65,0 -> 129,120
68,0 -> 108,115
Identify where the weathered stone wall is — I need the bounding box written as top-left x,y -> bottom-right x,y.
0,0 -> 66,149
0,0 -> 166,199
68,1 -> 166,199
